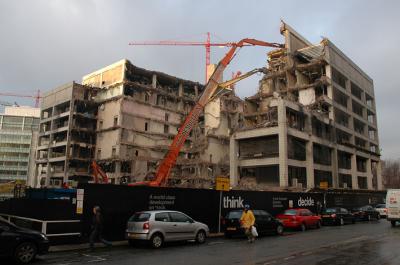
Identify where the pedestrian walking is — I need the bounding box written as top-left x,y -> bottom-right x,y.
240,204 -> 256,243
89,206 -> 112,250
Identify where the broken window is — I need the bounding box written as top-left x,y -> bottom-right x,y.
336,128 -> 351,145
156,95 -> 166,106
352,100 -> 364,117
339,174 -> 352,188
355,137 -> 366,149
366,93 -> 374,108
313,144 -> 331,165
334,108 -> 349,127
112,146 -> 117,157
331,67 -> 347,88
358,176 -> 368,189
312,118 -> 332,140
314,170 -> 333,188
351,82 -> 363,100
287,136 -> 306,161
288,166 -> 307,188
238,135 -> 279,159
338,151 -> 352,169
353,118 -> 365,135
333,87 -> 348,108
356,156 -> 367,172
144,93 -> 150,102
286,108 -> 305,131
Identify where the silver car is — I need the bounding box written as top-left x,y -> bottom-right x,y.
126,210 -> 209,248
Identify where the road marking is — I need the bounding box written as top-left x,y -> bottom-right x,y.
283,256 -> 295,260
208,241 -> 224,245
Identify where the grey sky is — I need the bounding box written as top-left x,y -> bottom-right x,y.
0,0 -> 399,159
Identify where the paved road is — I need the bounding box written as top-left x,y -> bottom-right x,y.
34,220 -> 400,265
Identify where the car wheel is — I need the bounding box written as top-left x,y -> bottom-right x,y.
340,218 -> 345,226
276,225 -> 284,235
391,221 -> 396,227
377,214 -> 381,220
150,233 -> 163,249
300,223 -> 306,232
195,230 -> 206,244
14,242 -> 37,264
316,221 -> 321,229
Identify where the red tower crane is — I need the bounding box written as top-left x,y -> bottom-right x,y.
0,89 -> 41,107
129,32 -> 251,83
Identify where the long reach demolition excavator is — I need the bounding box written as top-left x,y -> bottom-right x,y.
93,38 -> 283,186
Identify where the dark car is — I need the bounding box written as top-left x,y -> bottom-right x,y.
351,205 -> 380,221
223,210 -> 284,237
0,217 -> 49,264
321,207 -> 355,225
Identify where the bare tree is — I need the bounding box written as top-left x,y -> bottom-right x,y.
382,159 -> 400,189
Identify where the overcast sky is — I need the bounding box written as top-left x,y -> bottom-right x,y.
0,0 -> 399,159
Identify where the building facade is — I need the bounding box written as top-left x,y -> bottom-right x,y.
0,106 -> 40,190
230,22 -> 382,191
35,82 -> 98,187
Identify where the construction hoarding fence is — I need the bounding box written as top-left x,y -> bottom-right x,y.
0,184 -> 386,243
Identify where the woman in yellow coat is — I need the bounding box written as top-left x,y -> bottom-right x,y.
240,204 -> 256,243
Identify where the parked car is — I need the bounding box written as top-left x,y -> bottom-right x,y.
223,209 -> 284,238
320,207 -> 355,226
276,208 -> 321,231
351,205 -> 380,221
0,217 -> 49,264
374,204 -> 387,218
126,210 -> 209,248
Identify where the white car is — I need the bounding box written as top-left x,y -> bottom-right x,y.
375,204 -> 387,218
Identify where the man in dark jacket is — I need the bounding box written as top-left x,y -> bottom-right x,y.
89,206 -> 112,250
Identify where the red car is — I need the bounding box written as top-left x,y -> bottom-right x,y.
276,208 -> 321,231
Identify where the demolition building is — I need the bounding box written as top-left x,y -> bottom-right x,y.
35,83 -> 98,187
230,22 -> 382,191
82,59 -> 242,187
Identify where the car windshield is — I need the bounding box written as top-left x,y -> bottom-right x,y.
375,204 -> 386,208
323,208 -> 337,213
129,212 -> 150,222
283,209 -> 297,216
227,211 -> 243,219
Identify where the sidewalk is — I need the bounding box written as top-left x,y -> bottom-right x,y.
49,232 -> 224,252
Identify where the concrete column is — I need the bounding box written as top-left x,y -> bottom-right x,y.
351,153 -> 358,189
152,74 -> 157,89
178,83 -> 183,97
376,161 -> 383,190
331,148 -> 339,188
306,140 -> 314,188
229,136 -> 239,187
366,158 -> 373,190
278,99 -> 288,187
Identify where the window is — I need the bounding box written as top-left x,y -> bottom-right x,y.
113,116 -> 118,127
97,149 -> 101,159
98,120 -> 103,130
165,113 -> 169,121
129,213 -> 150,222
164,125 -> 169,134
155,213 -> 170,222
112,146 -> 116,157
144,93 -> 150,102
135,150 -> 139,156
169,212 -> 191,223
145,122 -> 148,131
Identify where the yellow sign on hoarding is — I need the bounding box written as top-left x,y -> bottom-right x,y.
216,177 -> 230,191
320,181 -> 328,190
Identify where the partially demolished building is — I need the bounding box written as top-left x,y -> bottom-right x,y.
35,22 -> 382,191
230,22 -> 382,191
82,60 -> 242,187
